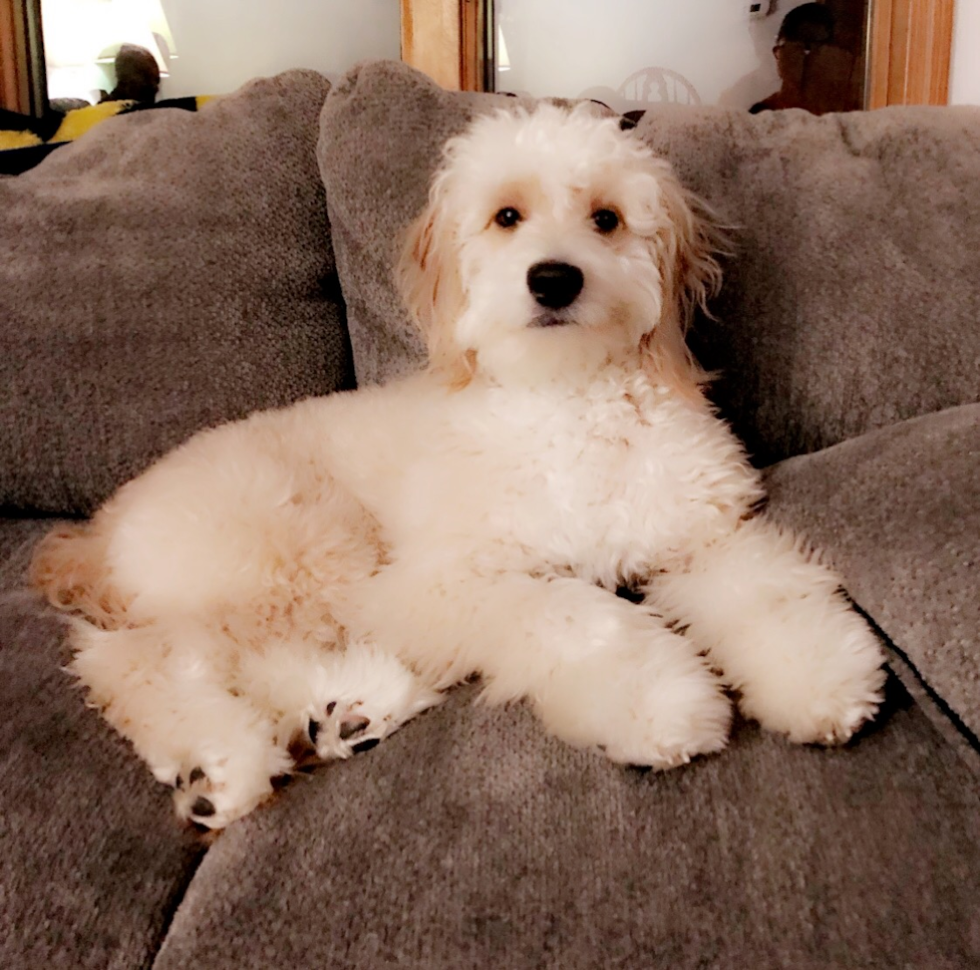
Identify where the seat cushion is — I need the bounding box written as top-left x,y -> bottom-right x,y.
6,423 -> 980,969
0,70 -> 352,516
765,403 -> 980,745
318,60 -> 980,465
151,676 -> 980,970
0,521 -> 205,970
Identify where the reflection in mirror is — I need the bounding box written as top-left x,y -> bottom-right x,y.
494,0 -> 870,114
42,0 -> 401,106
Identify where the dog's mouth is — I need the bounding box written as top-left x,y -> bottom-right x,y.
529,312 -> 575,329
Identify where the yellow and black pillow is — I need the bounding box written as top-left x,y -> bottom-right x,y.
0,96 -> 213,175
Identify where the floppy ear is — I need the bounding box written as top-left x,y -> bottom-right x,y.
639,164 -> 726,403
396,176 -> 475,389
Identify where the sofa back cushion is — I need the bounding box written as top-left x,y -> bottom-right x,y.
642,103 -> 980,464
318,60 -> 980,465
0,70 -> 352,515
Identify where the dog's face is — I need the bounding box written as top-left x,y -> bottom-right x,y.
399,103 -> 721,391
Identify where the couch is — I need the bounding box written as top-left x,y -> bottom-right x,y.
1,60 -> 978,969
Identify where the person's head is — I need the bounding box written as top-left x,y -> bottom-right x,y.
111,45 -> 161,103
776,3 -> 835,53
772,3 -> 835,90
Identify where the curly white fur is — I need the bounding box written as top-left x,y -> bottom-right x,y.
32,103 -> 886,829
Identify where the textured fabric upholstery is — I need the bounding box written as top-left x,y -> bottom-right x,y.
765,403 -> 980,743
0,522 -> 205,970
0,71 -> 353,515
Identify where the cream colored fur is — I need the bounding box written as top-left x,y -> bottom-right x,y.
32,103 -> 886,829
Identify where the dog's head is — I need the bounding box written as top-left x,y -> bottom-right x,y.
397,102 -> 723,393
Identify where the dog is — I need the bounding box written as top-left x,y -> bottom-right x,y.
31,102 -> 886,829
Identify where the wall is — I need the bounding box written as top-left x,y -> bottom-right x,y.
158,0 -> 400,98
950,0 -> 980,105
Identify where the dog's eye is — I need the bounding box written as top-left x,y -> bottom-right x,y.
494,207 -> 522,229
592,208 -> 620,234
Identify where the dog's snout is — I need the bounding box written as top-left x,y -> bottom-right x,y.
527,261 -> 584,310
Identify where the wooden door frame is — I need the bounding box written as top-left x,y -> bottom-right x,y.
401,0 -> 487,92
404,0 -> 955,105
0,0 -> 46,115
0,0 -> 30,114
867,0 -> 954,107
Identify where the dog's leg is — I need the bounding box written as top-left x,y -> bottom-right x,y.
351,567 -> 731,770
70,619 -> 291,829
237,639 -> 443,762
653,517 -> 887,744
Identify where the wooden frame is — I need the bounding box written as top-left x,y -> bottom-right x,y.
0,0 -> 46,116
403,0 -> 954,106
400,0 -> 461,91
400,0 -> 487,92
867,0 -> 954,107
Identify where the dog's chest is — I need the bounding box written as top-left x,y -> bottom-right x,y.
402,379 -> 753,576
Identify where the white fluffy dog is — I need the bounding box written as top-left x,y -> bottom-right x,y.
32,103 -> 886,829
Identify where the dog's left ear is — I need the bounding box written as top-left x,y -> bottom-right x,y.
396,177 -> 474,389
639,164 -> 726,401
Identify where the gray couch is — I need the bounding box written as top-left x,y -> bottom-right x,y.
2,60 -> 978,969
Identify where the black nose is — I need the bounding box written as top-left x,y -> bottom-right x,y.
527,261 -> 584,310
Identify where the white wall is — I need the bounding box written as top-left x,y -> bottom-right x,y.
496,0 -> 814,110
950,0 -> 980,105
159,0 -> 400,98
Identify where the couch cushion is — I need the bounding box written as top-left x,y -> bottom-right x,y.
318,60 -> 980,464
0,521 -> 206,970
641,104 -> 980,465
765,403 -> 980,745
0,70 -> 352,515
150,675 -> 980,970
317,61 -> 499,387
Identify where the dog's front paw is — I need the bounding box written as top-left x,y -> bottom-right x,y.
597,674 -> 732,770
536,647 -> 732,771
749,672 -> 885,747
739,615 -> 887,746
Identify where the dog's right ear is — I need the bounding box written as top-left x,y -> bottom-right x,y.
396,179 -> 474,389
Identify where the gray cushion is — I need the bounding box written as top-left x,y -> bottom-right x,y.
7,521 -> 980,968
150,675 -> 980,970
0,70 -> 352,515
317,61 -> 499,387
765,403 -> 980,745
318,61 -> 980,464
0,521 -> 204,970
640,103 -> 980,465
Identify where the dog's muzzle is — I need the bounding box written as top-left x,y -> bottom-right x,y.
527,261 -> 584,312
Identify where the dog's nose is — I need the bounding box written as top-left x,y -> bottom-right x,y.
527,261 -> 584,310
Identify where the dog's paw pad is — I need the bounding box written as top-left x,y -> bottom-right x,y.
306,702 -> 384,761
169,755 -> 275,831
190,795 -> 216,818
339,714 -> 371,740
171,765 -> 221,825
